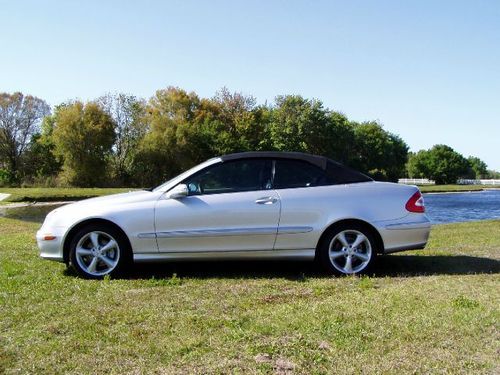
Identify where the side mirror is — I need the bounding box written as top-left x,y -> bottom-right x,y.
166,184 -> 189,199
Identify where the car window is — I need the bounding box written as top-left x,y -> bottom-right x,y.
273,159 -> 327,189
325,161 -> 373,184
183,159 -> 272,195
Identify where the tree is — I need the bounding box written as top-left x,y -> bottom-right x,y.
487,169 -> 500,179
0,92 -> 50,182
133,87 -> 203,186
407,144 -> 469,184
406,151 -> 427,178
269,95 -> 326,153
0,87 -> 431,187
97,93 -> 148,184
467,156 -> 488,179
268,95 -> 355,163
52,101 -> 116,186
133,87 -> 271,187
21,115 -> 63,184
209,87 -> 269,153
325,111 -> 356,164
351,121 -> 408,181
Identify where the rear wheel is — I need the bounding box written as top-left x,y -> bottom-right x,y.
68,224 -> 131,279
318,224 -> 377,275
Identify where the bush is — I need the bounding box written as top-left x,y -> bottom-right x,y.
0,169 -> 13,187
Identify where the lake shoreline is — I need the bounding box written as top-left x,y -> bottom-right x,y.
421,187 -> 500,194
424,190 -> 484,195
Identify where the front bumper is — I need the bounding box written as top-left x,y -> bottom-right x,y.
36,227 -> 67,262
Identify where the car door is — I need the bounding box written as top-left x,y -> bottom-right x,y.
272,158 -> 330,250
154,158 -> 281,253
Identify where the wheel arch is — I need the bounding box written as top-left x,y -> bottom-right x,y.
315,218 -> 385,258
63,218 -> 133,264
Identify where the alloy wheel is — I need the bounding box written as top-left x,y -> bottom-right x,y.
328,229 -> 372,274
75,231 -> 121,277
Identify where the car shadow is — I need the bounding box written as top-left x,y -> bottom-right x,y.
126,260 -> 319,281
374,254 -> 500,277
124,254 -> 499,280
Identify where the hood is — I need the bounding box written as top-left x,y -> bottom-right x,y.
44,190 -> 161,226
72,190 -> 156,207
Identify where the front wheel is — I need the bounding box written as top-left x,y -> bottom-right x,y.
68,224 -> 130,279
318,224 -> 377,275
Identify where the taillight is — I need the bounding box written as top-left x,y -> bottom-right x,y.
405,191 -> 425,213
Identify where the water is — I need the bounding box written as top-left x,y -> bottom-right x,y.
424,190 -> 500,224
0,203 -> 66,223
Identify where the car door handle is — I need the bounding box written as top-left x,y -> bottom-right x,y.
255,197 -> 278,205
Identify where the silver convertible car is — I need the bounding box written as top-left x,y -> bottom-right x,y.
37,152 -> 431,278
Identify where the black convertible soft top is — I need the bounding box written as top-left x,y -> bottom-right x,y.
221,151 -> 327,169
220,151 -> 373,184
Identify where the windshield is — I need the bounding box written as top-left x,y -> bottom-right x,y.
152,157 -> 221,192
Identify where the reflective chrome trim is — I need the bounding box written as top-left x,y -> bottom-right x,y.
134,249 -> 315,262
385,221 -> 431,230
137,232 -> 156,239
138,226 -> 314,239
156,227 -> 277,238
277,226 -> 313,234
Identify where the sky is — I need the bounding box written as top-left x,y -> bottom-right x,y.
1,0 -> 499,170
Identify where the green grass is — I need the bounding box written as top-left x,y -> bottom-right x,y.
0,187 -> 134,203
1,215 -> 499,374
419,184 -> 500,193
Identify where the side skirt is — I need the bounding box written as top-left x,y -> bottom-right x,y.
133,249 -> 316,262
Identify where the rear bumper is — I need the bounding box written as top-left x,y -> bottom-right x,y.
375,214 -> 431,254
383,241 -> 427,254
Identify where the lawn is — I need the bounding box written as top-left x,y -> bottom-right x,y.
1,213 -> 499,374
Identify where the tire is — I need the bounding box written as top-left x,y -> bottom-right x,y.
68,223 -> 131,279
318,223 -> 377,276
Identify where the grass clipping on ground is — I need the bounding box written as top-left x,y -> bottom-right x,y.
0,218 -> 499,374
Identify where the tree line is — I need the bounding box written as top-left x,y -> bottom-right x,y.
0,88 -> 496,187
